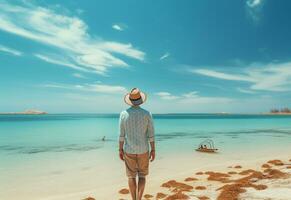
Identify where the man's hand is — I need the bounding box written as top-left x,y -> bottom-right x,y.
119,149 -> 124,161
150,150 -> 155,162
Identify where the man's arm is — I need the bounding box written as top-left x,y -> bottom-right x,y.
147,113 -> 155,162
119,113 -> 125,161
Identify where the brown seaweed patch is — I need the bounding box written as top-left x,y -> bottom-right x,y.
263,168 -> 272,173
217,170 -> 269,200
161,180 -> 193,192
234,165 -> 242,169
261,163 -> 271,168
164,191 -> 189,200
253,184 -> 268,190
239,169 -> 256,175
144,194 -> 153,199
119,188 -> 129,194
206,171 -> 231,183
266,169 -> 288,179
156,192 -> 167,199
217,184 -> 247,200
195,186 -> 206,190
197,196 -> 210,200
196,172 -> 203,175
184,177 -> 198,182
83,197 -> 95,200
267,159 -> 284,166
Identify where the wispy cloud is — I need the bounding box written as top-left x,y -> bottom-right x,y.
193,69 -> 253,82
43,83 -> 127,94
0,2 -> 144,74
34,54 -> 88,72
237,87 -> 257,94
246,0 -> 265,22
0,44 -> 22,56
160,52 -> 170,60
112,24 -> 126,31
190,62 -> 291,92
72,73 -> 87,79
155,91 -> 232,104
155,92 -> 179,100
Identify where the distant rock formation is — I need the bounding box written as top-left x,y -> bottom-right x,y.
22,109 -> 47,114
270,108 -> 291,114
0,109 -> 47,115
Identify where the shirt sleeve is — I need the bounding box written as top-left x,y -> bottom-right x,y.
147,112 -> 155,142
119,112 -> 125,142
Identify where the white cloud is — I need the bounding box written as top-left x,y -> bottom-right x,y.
182,91 -> 199,98
72,73 -> 87,79
34,54 -> 89,72
112,24 -> 124,31
246,0 -> 265,22
155,91 -> 232,104
160,52 -> 170,60
237,87 -> 257,94
0,2 -> 144,74
190,62 -> 291,92
100,42 -> 144,61
155,92 -> 180,100
192,69 -> 254,82
43,83 -> 127,94
247,0 -> 262,8
0,44 -> 22,56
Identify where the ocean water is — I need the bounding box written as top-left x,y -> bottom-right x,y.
1,113 -> 291,199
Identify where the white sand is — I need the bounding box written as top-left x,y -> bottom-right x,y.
1,147 -> 290,200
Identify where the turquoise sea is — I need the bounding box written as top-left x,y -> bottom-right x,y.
1,113 -> 291,199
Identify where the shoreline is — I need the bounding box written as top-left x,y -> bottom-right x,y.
1,148 -> 290,200
1,112 -> 291,116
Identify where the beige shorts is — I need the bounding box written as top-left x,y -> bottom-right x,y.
124,152 -> 149,178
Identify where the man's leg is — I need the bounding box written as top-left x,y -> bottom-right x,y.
137,177 -> 146,200
128,177 -> 137,200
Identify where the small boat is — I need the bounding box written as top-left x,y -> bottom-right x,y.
196,139 -> 218,153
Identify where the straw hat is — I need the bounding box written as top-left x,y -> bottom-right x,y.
124,88 -> 147,106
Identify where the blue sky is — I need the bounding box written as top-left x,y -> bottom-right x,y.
0,0 -> 291,113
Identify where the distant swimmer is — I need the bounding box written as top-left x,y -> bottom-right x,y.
102,136 -> 106,141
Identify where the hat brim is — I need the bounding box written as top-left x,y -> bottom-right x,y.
124,92 -> 147,106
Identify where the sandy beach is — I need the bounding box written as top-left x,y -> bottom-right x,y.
31,148 -> 290,200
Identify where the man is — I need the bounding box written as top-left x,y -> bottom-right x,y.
119,88 -> 155,200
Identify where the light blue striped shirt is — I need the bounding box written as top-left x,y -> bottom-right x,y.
119,106 -> 155,154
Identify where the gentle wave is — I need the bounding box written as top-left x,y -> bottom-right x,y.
0,143 -> 103,154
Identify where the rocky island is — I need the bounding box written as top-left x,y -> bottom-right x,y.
0,109 -> 47,115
